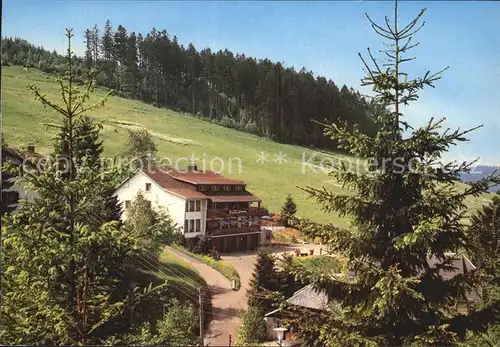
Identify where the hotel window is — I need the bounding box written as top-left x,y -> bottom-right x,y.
235,185 -> 243,192
125,200 -> 131,209
211,185 -> 220,192
195,219 -> 201,232
189,200 -> 195,212
199,185 -> 207,192
190,220 -> 195,232
145,183 -> 152,192
184,220 -> 188,232
195,200 -> 201,212
223,185 -> 231,192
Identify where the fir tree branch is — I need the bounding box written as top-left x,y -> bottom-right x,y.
447,300 -> 500,339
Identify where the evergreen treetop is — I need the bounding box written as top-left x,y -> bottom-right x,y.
281,193 -> 297,217
247,247 -> 277,309
281,193 -> 297,226
292,1 -> 500,345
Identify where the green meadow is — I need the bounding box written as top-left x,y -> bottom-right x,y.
2,66 -> 492,226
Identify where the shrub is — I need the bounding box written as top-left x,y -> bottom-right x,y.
133,299 -> 201,345
271,228 -> 302,244
172,245 -> 241,290
236,307 -> 267,345
189,236 -> 211,255
293,255 -> 345,275
272,232 -> 290,243
247,247 -> 276,310
219,115 -> 237,129
243,121 -> 260,135
124,191 -> 180,254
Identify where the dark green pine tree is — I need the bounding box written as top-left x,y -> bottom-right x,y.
468,195 -> 500,289
280,193 -> 297,226
100,19 -> 116,88
124,32 -> 138,98
1,140 -> 19,215
52,111 -> 122,225
247,247 -> 277,309
84,29 -> 94,69
101,20 -> 114,62
73,116 -> 123,223
52,118 -> 70,154
466,196 -> 500,345
275,253 -> 302,299
90,25 -> 100,68
292,2 -> 500,346
104,192 -> 123,224
113,25 -> 129,90
74,116 -> 103,169
1,29 -> 132,344
52,114 -> 100,179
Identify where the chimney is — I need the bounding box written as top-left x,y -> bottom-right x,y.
187,164 -> 198,171
27,143 -> 35,153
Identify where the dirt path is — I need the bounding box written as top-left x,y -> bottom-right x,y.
166,244 -> 322,346
166,246 -> 248,346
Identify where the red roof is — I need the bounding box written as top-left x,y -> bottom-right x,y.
142,170 -> 206,199
3,146 -> 47,167
169,188 -> 207,199
143,170 -> 193,189
166,169 -> 245,185
140,169 -> 259,202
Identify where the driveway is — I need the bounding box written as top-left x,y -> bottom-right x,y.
220,242 -> 324,291
166,246 -> 246,346
166,243 -> 322,346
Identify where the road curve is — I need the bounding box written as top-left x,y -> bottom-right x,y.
166,243 -> 322,346
166,246 -> 248,346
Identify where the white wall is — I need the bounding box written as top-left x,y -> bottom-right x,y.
114,171 -> 206,239
115,171 -> 156,218
185,199 -> 207,237
14,178 -> 38,203
3,157 -> 38,211
4,177 -> 38,211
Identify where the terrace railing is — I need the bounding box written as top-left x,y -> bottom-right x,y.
207,207 -> 267,219
207,225 -> 261,236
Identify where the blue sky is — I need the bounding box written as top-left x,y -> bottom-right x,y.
3,1 -> 500,164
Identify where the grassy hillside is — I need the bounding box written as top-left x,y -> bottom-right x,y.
129,248 -> 209,324
2,66 -> 493,225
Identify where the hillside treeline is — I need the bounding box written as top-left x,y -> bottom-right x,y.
2,23 -> 383,149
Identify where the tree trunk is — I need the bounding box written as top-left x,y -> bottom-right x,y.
192,77 -> 196,115
208,77 -> 212,118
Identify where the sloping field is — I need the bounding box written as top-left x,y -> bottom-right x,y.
2,66 -> 492,226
